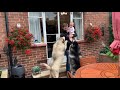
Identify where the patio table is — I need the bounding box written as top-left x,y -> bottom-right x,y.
74,63 -> 120,78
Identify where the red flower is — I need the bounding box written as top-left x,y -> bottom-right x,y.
13,46 -> 16,51
18,31 -> 24,35
23,43 -> 27,46
9,40 -> 15,45
25,34 -> 30,39
85,26 -> 102,43
18,42 -> 21,45
112,49 -> 119,55
26,30 -> 29,32
25,49 -> 31,55
7,28 -> 33,55
5,38 -> 9,42
11,29 -> 14,32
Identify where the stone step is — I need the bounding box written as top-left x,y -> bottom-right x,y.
32,63 -> 67,78
0,69 -> 8,78
60,76 -> 67,78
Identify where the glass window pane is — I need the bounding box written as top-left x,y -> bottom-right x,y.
45,12 -> 58,34
47,35 -> 56,42
73,19 -> 82,40
29,12 -> 42,17
29,18 -> 42,43
59,12 -> 70,33
73,12 -> 82,18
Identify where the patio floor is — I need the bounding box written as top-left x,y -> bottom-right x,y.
32,63 -> 67,78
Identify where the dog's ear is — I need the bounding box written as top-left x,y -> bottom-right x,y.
62,39 -> 65,43
61,37 -> 65,43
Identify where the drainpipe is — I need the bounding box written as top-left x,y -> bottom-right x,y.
4,12 -> 13,77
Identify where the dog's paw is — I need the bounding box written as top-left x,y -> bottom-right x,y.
79,55 -> 82,58
40,63 -> 51,70
40,63 -> 46,67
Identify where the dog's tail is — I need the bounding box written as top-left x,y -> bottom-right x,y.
40,63 -> 51,70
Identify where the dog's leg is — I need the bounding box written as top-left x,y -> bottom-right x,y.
50,67 -> 59,78
40,63 -> 51,70
65,40 -> 68,50
49,70 -> 52,78
52,70 -> 59,78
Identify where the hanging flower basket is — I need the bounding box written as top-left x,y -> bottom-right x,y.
6,27 -> 33,55
84,25 -> 102,43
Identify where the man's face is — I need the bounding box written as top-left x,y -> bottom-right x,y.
63,26 -> 68,31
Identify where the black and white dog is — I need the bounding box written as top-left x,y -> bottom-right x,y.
69,40 -> 82,75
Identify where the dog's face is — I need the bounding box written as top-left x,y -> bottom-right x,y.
70,41 -> 78,49
60,36 -> 65,43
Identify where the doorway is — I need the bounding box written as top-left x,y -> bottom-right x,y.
45,12 -> 70,63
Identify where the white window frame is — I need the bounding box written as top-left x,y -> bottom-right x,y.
70,12 -> 84,40
28,12 -> 46,44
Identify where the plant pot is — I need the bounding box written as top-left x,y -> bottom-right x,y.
99,54 -> 118,63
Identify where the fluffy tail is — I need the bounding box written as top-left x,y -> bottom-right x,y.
40,63 -> 51,70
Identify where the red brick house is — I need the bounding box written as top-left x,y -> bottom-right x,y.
0,12 -> 110,77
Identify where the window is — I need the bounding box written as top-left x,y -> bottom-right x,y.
28,12 -> 44,43
72,12 -> 84,40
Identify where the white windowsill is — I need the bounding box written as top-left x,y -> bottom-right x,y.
31,43 -> 47,47
76,39 -> 86,44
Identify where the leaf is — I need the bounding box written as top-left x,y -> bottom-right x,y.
113,56 -> 117,59
109,53 -> 114,57
106,51 -> 111,56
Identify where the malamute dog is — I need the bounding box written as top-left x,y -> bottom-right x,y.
40,37 -> 67,78
69,40 -> 82,75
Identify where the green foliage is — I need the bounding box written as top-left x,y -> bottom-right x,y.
100,46 -> 118,60
32,66 -> 41,73
84,25 -> 102,43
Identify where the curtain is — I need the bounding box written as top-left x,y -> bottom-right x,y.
109,12 -> 120,76
29,18 -> 41,43
110,12 -> 120,52
74,19 -> 82,40
29,12 -> 42,17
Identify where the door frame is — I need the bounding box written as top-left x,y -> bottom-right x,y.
44,12 -> 61,60
44,12 -> 72,64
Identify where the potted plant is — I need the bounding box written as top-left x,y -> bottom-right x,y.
84,23 -> 102,43
32,66 -> 41,75
99,42 -> 118,63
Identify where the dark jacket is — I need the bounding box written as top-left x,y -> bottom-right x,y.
60,30 -> 77,40
60,30 -> 77,51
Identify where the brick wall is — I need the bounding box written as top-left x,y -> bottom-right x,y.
12,47 -> 47,77
79,12 -> 109,61
0,12 -> 8,68
0,12 -> 47,78
8,12 -> 47,77
0,12 -> 110,78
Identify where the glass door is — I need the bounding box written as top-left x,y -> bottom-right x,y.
45,12 -> 70,64
45,12 -> 60,59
